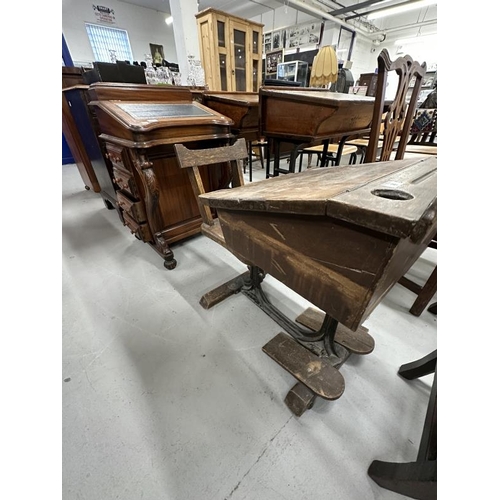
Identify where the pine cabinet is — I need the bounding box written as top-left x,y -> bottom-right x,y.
196,8 -> 263,92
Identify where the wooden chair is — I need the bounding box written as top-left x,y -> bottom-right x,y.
174,138 -> 249,249
347,49 -> 427,163
369,350 -> 437,499
405,108 -> 437,156
350,50 -> 436,317
297,141 -> 358,171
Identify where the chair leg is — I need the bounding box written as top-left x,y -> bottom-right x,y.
409,266 -> 437,317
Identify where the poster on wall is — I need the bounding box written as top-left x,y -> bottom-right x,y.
272,30 -> 285,50
150,44 -> 165,65
265,49 -> 283,76
285,22 -> 321,48
264,33 -> 272,53
93,5 -> 116,24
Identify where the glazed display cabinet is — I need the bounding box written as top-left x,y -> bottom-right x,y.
196,8 -> 263,92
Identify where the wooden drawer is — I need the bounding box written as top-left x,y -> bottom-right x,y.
112,165 -> 140,199
116,190 -> 147,223
105,143 -> 132,172
122,211 -> 153,242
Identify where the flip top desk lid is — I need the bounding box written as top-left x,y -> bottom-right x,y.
203,92 -> 259,106
90,100 -> 234,133
259,88 -> 375,107
200,157 -> 437,240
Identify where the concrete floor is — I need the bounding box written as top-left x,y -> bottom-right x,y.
62,159 -> 437,500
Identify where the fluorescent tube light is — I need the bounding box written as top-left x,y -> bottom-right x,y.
367,0 -> 436,20
165,16 -> 173,25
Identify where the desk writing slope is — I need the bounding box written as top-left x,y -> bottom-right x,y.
200,157 -> 437,331
89,96 -> 233,268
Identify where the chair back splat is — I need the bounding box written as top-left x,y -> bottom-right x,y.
174,138 -> 248,247
365,49 -> 426,163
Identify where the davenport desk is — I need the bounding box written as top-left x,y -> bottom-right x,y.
259,88 -> 375,177
89,84 -> 234,269
200,156 -> 437,415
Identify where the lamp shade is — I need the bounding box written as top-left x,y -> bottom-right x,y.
310,45 -> 338,87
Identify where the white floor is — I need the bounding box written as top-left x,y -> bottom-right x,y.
62,160 -> 437,500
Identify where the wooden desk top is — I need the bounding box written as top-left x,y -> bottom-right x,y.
201,156 -> 436,239
259,88 -> 375,142
203,92 -> 259,106
200,157 -> 437,330
89,99 -> 234,148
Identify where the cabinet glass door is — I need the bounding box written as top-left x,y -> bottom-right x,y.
232,25 -> 247,91
216,17 -> 228,91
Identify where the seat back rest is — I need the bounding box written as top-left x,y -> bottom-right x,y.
174,138 -> 248,228
365,49 -> 427,163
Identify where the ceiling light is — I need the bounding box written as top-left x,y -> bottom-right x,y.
367,0 -> 436,20
165,16 -> 173,25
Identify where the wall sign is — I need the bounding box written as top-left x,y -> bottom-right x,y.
93,5 -> 116,24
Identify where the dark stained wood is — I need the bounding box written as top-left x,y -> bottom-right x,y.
202,92 -> 260,140
365,49 -> 427,163
368,352 -> 437,499
88,84 -> 235,268
259,88 -> 376,176
200,156 -> 437,331
62,68 -> 102,193
87,82 -> 194,102
262,332 -> 345,401
399,266 -> 437,316
260,89 -> 375,142
174,138 -> 248,248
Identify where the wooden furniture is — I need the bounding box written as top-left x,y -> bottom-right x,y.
174,138 -> 249,248
199,156 -> 437,415
88,82 -> 234,269
62,67 -> 102,193
196,8 -> 263,92
367,49 -> 426,163
399,232 -> 437,316
259,88 -> 375,177
63,84 -> 118,209
297,142 -> 358,170
368,350 -> 437,499
347,49 -> 427,164
357,72 -> 378,97
201,91 -> 263,181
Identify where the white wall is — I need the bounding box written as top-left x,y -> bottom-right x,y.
62,0 -> 435,84
62,0 -> 177,66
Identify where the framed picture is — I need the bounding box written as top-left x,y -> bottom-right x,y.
265,49 -> 284,76
149,43 -> 164,65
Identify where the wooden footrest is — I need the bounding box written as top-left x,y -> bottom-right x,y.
295,307 -> 375,355
199,271 -> 249,309
262,332 -> 345,401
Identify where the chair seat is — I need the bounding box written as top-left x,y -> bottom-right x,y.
404,144 -> 437,155
302,144 -> 358,156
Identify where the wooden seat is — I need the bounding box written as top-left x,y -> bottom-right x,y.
174,138 -> 249,249
298,142 -> 358,170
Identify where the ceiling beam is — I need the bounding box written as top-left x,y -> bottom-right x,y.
328,0 -> 388,16
345,0 -> 427,20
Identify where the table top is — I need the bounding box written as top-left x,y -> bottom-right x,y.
200,156 -> 437,239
